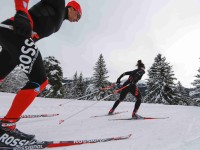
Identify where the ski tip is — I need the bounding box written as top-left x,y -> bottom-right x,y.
90,115 -> 98,118
119,134 -> 132,139
128,134 -> 132,137
59,119 -> 64,124
144,116 -> 170,120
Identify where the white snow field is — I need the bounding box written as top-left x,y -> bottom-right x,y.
0,92 -> 200,150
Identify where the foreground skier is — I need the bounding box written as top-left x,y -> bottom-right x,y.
0,0 -> 82,147
108,60 -> 145,119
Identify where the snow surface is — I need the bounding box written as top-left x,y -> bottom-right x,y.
1,92 -> 200,150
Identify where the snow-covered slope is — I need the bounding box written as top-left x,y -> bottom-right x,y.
0,92 -> 200,150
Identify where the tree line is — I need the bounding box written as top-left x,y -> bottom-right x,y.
0,53 -> 200,106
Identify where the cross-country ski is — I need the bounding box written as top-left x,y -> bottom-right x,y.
109,116 -> 169,121
90,111 -> 128,118
11,134 -> 132,150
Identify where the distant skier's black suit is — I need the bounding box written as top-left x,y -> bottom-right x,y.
111,68 -> 145,113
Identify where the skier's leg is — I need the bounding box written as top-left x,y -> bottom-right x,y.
0,30 -> 48,125
3,51 -> 48,126
131,86 -> 142,117
2,36 -> 48,125
109,88 -> 129,114
0,22 -> 45,144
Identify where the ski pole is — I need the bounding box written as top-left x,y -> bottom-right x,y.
59,84 -> 129,123
100,83 -> 116,91
76,84 -> 117,101
59,90 -> 99,106
0,24 -> 37,35
113,84 -> 130,94
98,93 -> 114,101
96,84 -> 130,101
59,92 -> 115,124
95,84 -> 117,100
59,100 -> 101,124
59,84 -> 117,107
59,85 -> 129,124
77,90 -> 99,100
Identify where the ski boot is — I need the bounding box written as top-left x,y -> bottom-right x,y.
132,112 -> 143,119
0,120 -> 35,148
108,109 -> 114,115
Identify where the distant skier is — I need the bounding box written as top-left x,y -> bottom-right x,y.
108,60 -> 145,119
0,0 -> 82,147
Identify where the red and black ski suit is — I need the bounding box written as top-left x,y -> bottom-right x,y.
0,0 -> 67,124
111,68 -> 145,113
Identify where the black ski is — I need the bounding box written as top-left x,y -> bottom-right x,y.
10,134 -> 132,149
90,111 -> 128,118
109,116 -> 169,121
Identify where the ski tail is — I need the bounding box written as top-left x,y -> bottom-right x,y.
0,114 -> 59,120
90,111 -> 128,118
13,134 -> 131,149
21,113 -> 59,118
143,117 -> 169,120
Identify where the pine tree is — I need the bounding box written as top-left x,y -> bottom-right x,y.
145,53 -> 183,105
63,72 -> 89,99
40,56 -> 64,98
93,54 -> 109,88
63,81 -> 72,99
84,77 -> 99,100
68,71 -> 78,98
176,81 -> 188,98
73,71 -> 78,87
76,72 -> 85,97
191,58 -> 200,105
192,58 -> 200,97
175,81 -> 191,105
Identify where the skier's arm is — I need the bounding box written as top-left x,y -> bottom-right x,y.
116,71 -> 133,84
14,0 -> 33,38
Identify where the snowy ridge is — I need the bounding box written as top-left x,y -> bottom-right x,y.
0,92 -> 200,150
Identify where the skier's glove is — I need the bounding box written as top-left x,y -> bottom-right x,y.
116,83 -> 121,89
13,11 -> 32,38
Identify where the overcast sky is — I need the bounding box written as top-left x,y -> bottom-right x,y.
1,0 -> 200,88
